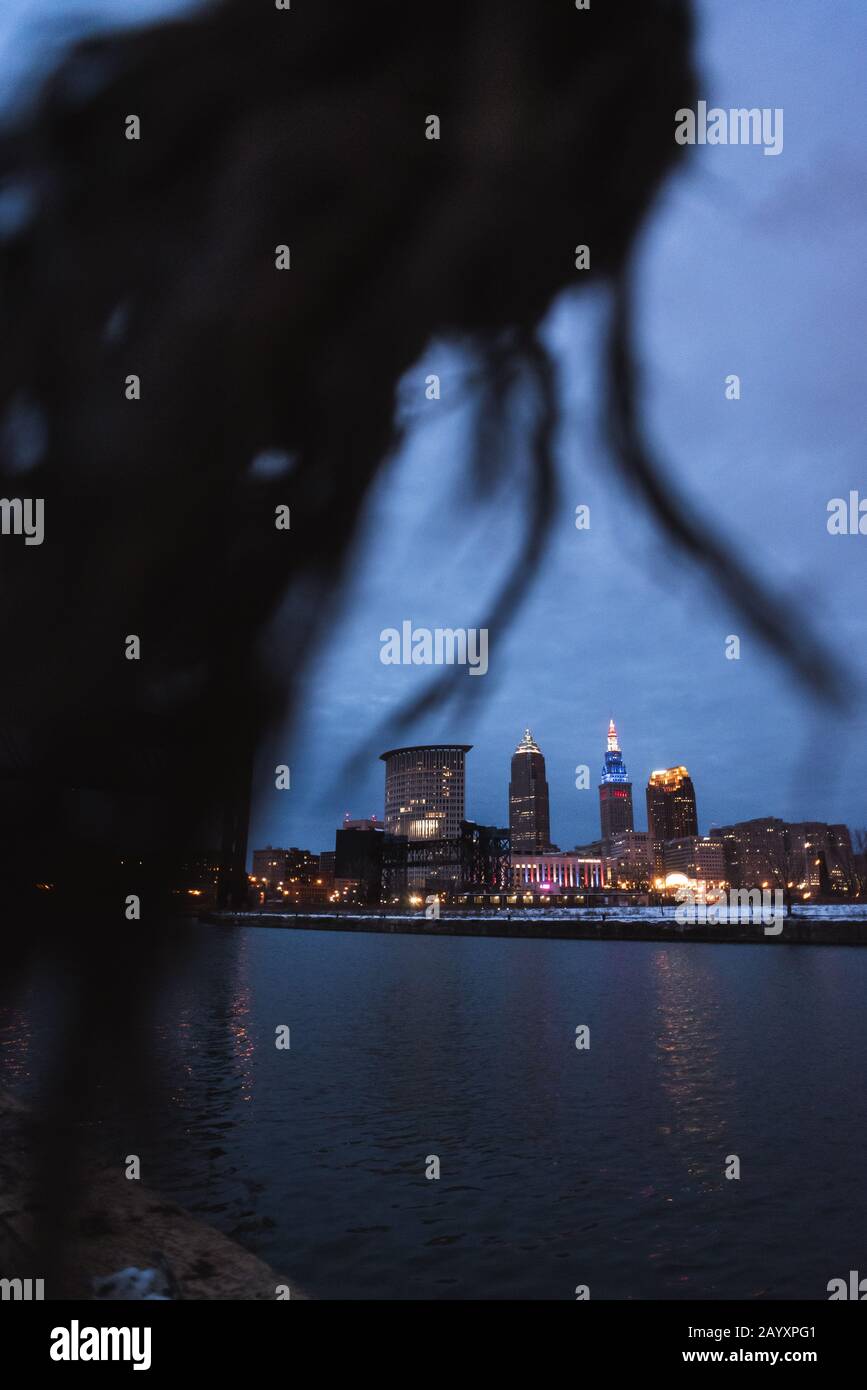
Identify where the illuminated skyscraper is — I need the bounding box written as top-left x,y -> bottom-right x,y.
646,766 -> 698,875
380,744 -> 470,840
598,718 -> 634,842
509,729 -> 552,852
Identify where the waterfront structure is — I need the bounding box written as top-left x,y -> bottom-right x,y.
382,821 -> 510,897
380,744 -> 470,841
509,729 -> 553,852
663,834 -> 727,890
599,718 -> 634,841
511,851 -> 603,891
646,766 -> 698,874
603,829 -> 652,888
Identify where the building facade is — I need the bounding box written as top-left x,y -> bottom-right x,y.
251,845 -> 288,888
715,817 -> 788,888
250,845 -> 323,902
380,744 -> 470,841
603,829 -> 652,888
334,819 -> 384,903
646,766 -> 698,874
511,852 -> 603,890
716,817 -> 856,895
786,822 -> 855,895
663,834 -> 727,889
599,718 -> 634,841
509,729 -> 553,852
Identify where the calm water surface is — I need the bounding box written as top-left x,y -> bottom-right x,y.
3,924 -> 866,1300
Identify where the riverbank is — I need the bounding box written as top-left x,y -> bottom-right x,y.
0,1091 -> 308,1300
201,908 -> 867,946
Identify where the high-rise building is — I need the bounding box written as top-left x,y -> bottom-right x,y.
646,766 -> 698,875
509,729 -> 552,852
380,744 -> 470,841
599,718 -> 634,842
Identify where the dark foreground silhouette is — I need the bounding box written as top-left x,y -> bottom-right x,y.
0,0 -> 846,1292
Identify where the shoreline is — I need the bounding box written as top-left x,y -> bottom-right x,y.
0,1091 -> 308,1301
201,910 -> 867,947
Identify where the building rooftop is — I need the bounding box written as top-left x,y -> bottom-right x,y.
379,744 -> 472,760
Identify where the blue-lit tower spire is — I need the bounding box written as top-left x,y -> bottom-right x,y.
599,718 -> 634,840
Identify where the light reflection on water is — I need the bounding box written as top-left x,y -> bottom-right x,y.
2,924 -> 867,1300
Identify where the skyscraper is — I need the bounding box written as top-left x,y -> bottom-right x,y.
509,728 -> 552,852
598,717 -> 634,842
646,766 -> 698,875
380,744 -> 470,840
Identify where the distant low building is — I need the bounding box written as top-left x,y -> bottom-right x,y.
572,839 -> 605,859
714,817 -> 788,888
787,822 -> 855,896
716,818 -> 856,896
663,834 -> 727,890
603,830 -> 652,888
318,850 -> 336,885
335,819 -> 384,904
250,845 -> 323,902
511,851 -> 603,892
251,845 -> 288,889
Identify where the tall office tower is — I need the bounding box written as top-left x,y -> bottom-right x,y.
646,766 -> 698,875
598,717 -> 634,842
380,744 -> 471,840
509,728 -> 552,852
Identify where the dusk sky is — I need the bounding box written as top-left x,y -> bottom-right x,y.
257,0 -> 867,855
6,0 -> 866,856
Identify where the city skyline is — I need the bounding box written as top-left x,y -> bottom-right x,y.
252,717 -> 861,862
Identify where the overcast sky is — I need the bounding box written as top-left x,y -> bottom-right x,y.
5,0 -> 866,856
261,0 -> 867,854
